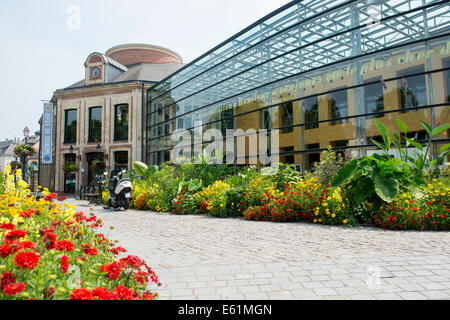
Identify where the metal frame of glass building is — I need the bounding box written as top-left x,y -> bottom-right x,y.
146,0 -> 450,171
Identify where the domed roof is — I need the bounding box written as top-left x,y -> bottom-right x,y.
105,43 -> 183,67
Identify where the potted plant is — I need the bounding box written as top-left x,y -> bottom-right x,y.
9,160 -> 23,172
13,144 -> 36,157
62,162 -> 79,173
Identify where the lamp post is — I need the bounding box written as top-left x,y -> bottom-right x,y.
22,126 -> 30,181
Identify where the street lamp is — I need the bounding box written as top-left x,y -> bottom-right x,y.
22,126 -> 30,180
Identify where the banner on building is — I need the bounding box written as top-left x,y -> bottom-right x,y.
41,103 -> 53,164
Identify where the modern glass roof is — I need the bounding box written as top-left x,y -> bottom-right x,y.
148,0 -> 450,109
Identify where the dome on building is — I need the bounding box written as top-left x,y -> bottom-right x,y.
105,43 -> 183,67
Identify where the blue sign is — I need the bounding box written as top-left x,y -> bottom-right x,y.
42,103 -> 53,164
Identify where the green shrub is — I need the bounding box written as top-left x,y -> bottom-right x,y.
312,146 -> 348,185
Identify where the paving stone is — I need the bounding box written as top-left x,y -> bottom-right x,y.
237,285 -> 259,293
421,290 -> 450,300
67,198 -> 450,301
373,293 -> 403,300
291,289 -> 316,298
260,284 -> 282,292
313,288 -> 338,296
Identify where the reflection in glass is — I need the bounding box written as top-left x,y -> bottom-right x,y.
64,109 -> 77,144
89,107 -> 102,142
303,96 -> 319,129
329,90 -> 348,125
399,66 -> 427,112
364,79 -> 384,118
114,104 -> 128,141
281,102 -> 294,133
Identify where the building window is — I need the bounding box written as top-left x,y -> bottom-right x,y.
262,109 -> 271,130
89,107 -> 102,142
399,65 -> 427,112
221,108 -> 234,137
331,140 -> 348,159
280,102 -> 293,133
303,96 -> 319,129
406,130 -> 428,142
64,153 -> 76,194
329,90 -> 348,125
307,143 -> 320,170
64,109 -> 77,144
444,58 -> 450,102
114,151 -> 128,171
280,146 -> 295,164
364,78 -> 384,118
114,104 -> 129,141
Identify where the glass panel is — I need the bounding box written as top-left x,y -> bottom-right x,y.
329,89 -> 348,125
89,107 -> 102,142
364,78 -> 384,119
64,109 -> 77,144
303,96 -> 319,129
398,65 -> 427,112
114,104 -> 129,141
146,1 -> 449,167
114,151 -> 128,171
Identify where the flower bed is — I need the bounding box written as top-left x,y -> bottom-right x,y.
375,181 -> 449,230
130,160 -> 449,231
0,165 -> 160,300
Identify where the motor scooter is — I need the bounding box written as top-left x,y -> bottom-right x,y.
105,170 -> 132,210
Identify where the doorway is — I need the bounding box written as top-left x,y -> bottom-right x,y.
86,152 -> 105,185
114,151 -> 129,171
63,154 -> 76,193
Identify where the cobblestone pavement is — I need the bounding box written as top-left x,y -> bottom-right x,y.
68,198 -> 450,300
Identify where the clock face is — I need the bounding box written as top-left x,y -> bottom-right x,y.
90,66 -> 101,79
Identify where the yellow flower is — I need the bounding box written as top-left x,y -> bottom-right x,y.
331,214 -> 336,218
322,202 -> 328,207
343,219 -> 348,224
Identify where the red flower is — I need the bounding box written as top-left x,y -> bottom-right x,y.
18,241 -> 36,251
14,251 -> 40,270
81,243 -> 98,256
57,197 -> 67,201
55,240 -> 75,252
142,291 -> 155,300
109,246 -> 127,255
43,286 -> 55,300
100,263 -> 121,280
92,287 -> 111,300
133,271 -> 149,285
0,243 -> 13,258
20,209 -> 37,218
3,282 -> 25,296
0,223 -> 15,230
69,288 -> 92,300
5,229 -> 27,241
42,230 -> 57,250
113,285 -> 136,300
43,193 -> 58,202
60,255 -> 69,274
120,255 -> 142,268
1,272 -> 16,289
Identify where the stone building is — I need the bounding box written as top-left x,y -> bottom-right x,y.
45,44 -> 183,193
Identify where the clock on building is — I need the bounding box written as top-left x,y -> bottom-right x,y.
90,66 -> 102,79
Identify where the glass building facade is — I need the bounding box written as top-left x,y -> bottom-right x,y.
147,0 -> 450,171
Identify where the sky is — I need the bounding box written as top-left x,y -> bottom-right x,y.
0,0 -> 292,141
